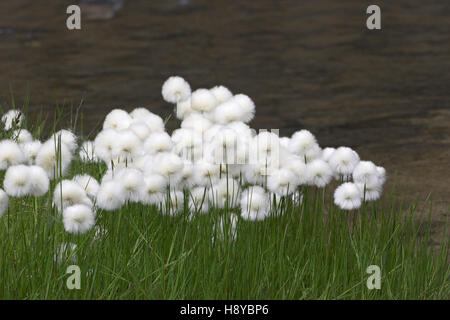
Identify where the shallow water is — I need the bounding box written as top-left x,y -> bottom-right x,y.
0,0 -> 449,239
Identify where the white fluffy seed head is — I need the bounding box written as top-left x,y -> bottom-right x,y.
288,130 -> 319,159
214,100 -> 244,124
210,85 -> 233,104
2,110 -> 24,130
94,129 -> 120,163
152,152 -> 184,184
162,76 -> 191,104
334,182 -> 362,210
279,137 -> 290,148
306,159 -> 333,187
176,98 -> 195,120
129,121 -> 152,142
181,113 -> 212,134
79,141 -> 98,162
144,132 -> 173,155
12,129 -> 33,144
139,173 -> 167,205
210,177 -> 241,208
352,161 -> 379,187
172,129 -> 203,162
96,180 -> 126,211
53,180 -> 92,213
51,129 -> 78,153
328,147 -> 360,176
193,159 -> 221,187
63,204 -> 95,234
115,168 -> 145,202
35,139 -> 72,179
321,147 -> 336,162
112,129 -> 142,161
0,189 -> 8,217
282,155 -> 308,185
28,165 -> 50,196
0,140 -> 25,169
3,165 -> 31,197
357,182 -> 382,202
232,94 -> 255,123
21,140 -> 42,165
103,109 -> 133,130
73,174 -> 100,199
191,89 -> 218,113
240,186 -> 270,221
267,168 -> 299,196
138,112 -> 165,133
376,166 -> 386,185
129,108 -> 152,120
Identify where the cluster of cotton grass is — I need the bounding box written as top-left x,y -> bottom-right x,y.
0,76 -> 385,238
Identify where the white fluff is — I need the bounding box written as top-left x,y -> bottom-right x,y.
328,147 -> 360,177
181,113 -> 212,134
357,182 -> 382,201
28,165 -> 50,196
3,165 -> 31,197
191,89 -> 218,113
267,168 -> 298,196
0,189 -> 8,217
115,168 -> 144,202
103,109 -> 133,130
12,129 -> 33,144
334,182 -> 362,210
138,112 -> 165,133
53,180 -> 92,212
193,159 -> 221,187
210,177 -> 241,208
321,147 -> 336,162
150,152 -> 184,185
0,140 -> 25,169
63,204 -> 95,234
139,174 -> 167,205
79,141 -> 98,162
176,98 -> 195,120
162,76 -> 191,104
306,159 -> 333,187
144,132 -> 173,155
214,100 -> 244,124
96,180 -> 126,211
376,166 -> 386,185
282,155 -> 308,185
232,94 -> 255,123
20,140 -> 42,165
240,186 -> 270,221
73,174 -> 100,199
112,129 -> 142,161
210,85 -> 233,104
352,161 -> 379,187
288,130 -> 321,162
94,129 -> 120,163
129,121 -> 151,142
35,139 -> 73,179
51,129 -> 78,153
2,109 -> 24,130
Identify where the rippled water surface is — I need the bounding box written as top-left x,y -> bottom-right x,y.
0,0 -> 449,240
